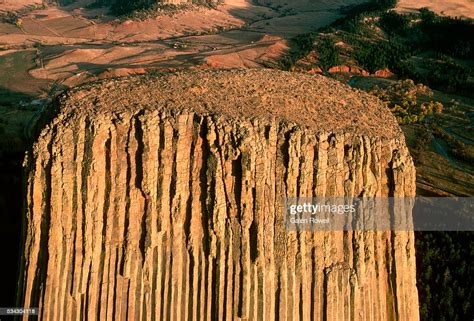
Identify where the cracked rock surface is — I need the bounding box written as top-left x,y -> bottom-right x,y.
18,70 -> 419,321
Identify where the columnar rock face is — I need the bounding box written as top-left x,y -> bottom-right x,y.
18,70 -> 419,321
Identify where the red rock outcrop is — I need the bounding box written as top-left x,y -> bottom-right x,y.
17,70 -> 419,321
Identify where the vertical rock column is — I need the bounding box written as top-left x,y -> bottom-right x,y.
17,70 -> 419,321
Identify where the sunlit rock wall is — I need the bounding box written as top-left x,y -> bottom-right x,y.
17,70 -> 419,321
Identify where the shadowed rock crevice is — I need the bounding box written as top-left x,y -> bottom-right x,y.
18,69 -> 419,321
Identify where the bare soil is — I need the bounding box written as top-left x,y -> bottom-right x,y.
396,0 -> 474,19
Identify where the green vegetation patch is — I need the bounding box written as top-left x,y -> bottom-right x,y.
370,79 -> 443,124
278,33 -> 317,70
325,7 -> 474,92
316,37 -> 340,72
109,0 -> 216,19
416,231 -> 474,321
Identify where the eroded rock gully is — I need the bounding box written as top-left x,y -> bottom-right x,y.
17,70 -> 419,321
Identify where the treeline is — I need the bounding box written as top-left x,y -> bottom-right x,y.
380,9 -> 474,59
335,8 -> 474,92
381,10 -> 473,92
111,0 -> 159,15
278,33 -> 316,70
85,0 -> 157,15
317,37 -> 340,72
85,0 -> 220,15
278,0 -> 399,71
416,232 -> 474,321
355,40 -> 411,74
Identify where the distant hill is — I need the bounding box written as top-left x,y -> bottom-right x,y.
0,0 -> 43,12
397,0 -> 474,19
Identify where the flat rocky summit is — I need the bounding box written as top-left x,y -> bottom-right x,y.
56,69 -> 401,139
